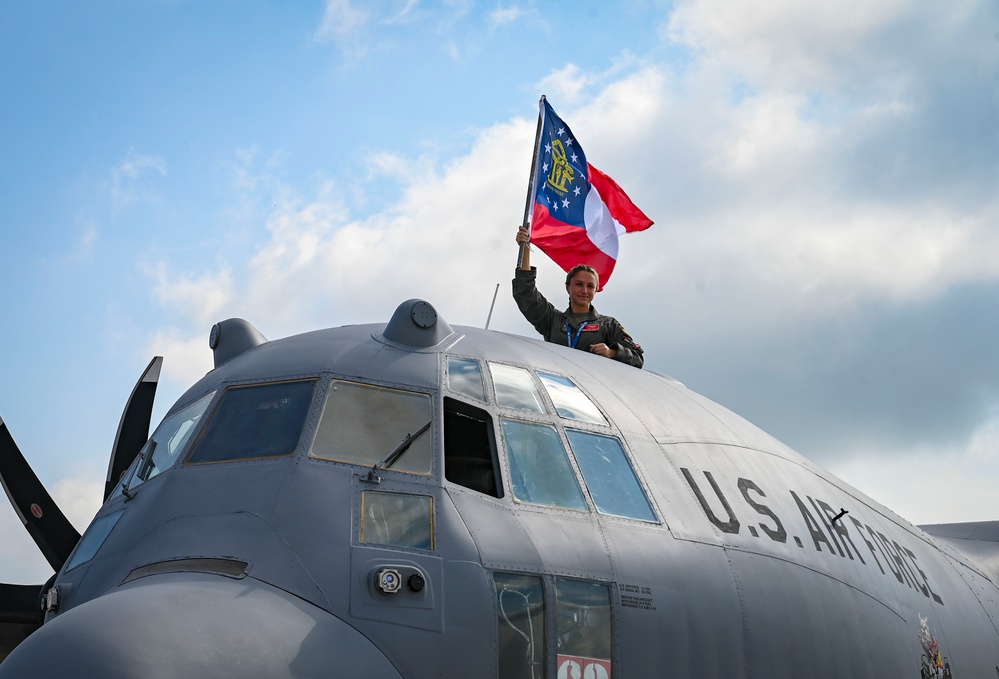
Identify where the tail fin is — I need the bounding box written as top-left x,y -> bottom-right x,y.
921,521 -> 999,583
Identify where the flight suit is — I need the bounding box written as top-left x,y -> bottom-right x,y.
512,267 -> 644,369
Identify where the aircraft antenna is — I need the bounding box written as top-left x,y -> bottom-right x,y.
485,283 -> 500,329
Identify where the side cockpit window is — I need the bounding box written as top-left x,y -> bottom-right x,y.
447,357 -> 486,402
490,363 -> 546,413
310,380 -> 433,475
187,380 -> 317,464
128,390 -> 216,490
501,419 -> 586,510
444,397 -> 501,497
566,430 -> 656,522
537,372 -> 606,425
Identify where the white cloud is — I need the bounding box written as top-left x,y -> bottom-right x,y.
535,64 -> 594,107
75,225 -> 98,260
667,0 -> 925,92
315,0 -> 371,40
830,411 -> 999,524
488,5 -> 523,28
145,16 -> 999,363
384,0 -> 421,24
0,510 -> 51,585
111,150 -> 167,214
52,475 -> 104,533
138,113 -> 540,379
144,327 -> 215,389
146,261 -> 235,328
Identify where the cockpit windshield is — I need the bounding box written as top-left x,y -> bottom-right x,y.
310,380 -> 433,475
187,380 -> 317,464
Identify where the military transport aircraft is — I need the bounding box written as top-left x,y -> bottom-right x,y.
0,298 -> 996,677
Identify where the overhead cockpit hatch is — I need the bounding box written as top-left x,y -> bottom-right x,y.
377,299 -> 454,349
209,318 -> 268,368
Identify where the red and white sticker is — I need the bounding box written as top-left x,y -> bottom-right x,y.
30,503 -> 43,519
557,655 -> 611,679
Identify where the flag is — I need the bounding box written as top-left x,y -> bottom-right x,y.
526,97 -> 652,288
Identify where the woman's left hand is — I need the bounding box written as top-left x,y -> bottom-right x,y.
589,343 -> 617,359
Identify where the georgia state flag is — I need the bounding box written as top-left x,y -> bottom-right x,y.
529,97 -> 653,289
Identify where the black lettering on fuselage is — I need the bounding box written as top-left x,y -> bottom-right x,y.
903,546 -> 943,605
876,531 -> 915,589
816,498 -> 860,563
738,478 -> 787,543
890,539 -> 921,592
868,525 -> 903,583
790,491 -> 835,555
808,496 -> 846,558
849,517 -> 882,573
897,545 -> 929,598
681,468 -> 740,534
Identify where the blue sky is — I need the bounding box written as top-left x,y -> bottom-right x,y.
1,0 -> 998,584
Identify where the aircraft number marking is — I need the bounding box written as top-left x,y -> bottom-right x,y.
680,467 -> 944,606
557,656 -> 611,679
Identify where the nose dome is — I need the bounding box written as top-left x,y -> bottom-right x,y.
0,573 -> 403,679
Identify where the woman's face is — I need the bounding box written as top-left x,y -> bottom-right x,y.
567,271 -> 598,310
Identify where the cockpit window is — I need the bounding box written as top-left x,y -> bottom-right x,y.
129,390 -> 215,488
490,363 -> 546,413
501,419 -> 586,510
187,380 -> 317,464
361,491 -> 434,550
537,372 -> 607,425
565,430 -> 656,521
64,509 -> 125,572
444,397 -> 502,497
447,357 -> 486,402
310,380 -> 432,475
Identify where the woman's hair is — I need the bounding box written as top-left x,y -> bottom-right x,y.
565,264 -> 600,290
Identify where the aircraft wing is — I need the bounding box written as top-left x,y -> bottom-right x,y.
921,520 -> 999,584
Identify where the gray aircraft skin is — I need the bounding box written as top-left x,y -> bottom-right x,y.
0,298 -> 997,677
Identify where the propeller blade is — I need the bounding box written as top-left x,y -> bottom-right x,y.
104,356 -> 162,501
0,418 -> 81,572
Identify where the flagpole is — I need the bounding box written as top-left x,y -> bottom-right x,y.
484,283 -> 500,329
517,95 -> 547,269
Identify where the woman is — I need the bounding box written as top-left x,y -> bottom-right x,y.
512,226 -> 644,368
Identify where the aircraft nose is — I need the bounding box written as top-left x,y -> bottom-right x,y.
0,573 -> 403,679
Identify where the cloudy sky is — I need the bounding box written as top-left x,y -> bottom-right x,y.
1,0 -> 997,584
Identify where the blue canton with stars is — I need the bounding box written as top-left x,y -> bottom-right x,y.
534,98 -> 590,226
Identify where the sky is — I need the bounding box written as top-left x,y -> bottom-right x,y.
1,0 -> 997,584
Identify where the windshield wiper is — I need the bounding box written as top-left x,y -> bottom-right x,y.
365,421 -> 432,482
